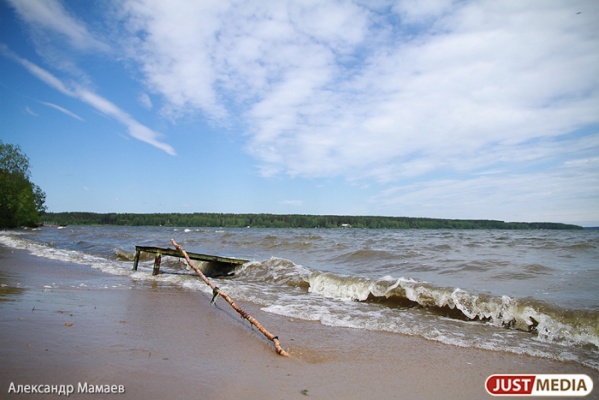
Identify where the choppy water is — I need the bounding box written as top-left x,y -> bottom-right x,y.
1,226 -> 598,370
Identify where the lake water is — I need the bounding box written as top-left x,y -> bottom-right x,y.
1,226 -> 598,370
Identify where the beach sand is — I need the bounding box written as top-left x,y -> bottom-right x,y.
1,245 -> 596,399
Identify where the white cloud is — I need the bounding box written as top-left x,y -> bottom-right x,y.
3,1 -> 177,155
392,0 -> 456,23
281,199 -> 303,207
118,0 -> 230,119
24,106 -> 38,116
1,45 -> 175,155
373,156 -> 598,220
139,92 -> 152,109
114,0 -> 599,185
0,45 -> 72,94
6,0 -> 107,52
371,132 -> 599,222
76,88 -> 176,155
40,101 -> 84,121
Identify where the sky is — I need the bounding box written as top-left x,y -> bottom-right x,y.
1,0 -> 598,226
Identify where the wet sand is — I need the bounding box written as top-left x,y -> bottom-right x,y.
0,246 -> 596,399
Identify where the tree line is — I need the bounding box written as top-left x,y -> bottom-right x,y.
42,212 -> 583,230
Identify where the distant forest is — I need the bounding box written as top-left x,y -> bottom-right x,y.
42,212 -> 583,230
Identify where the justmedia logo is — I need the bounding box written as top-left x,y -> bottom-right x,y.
485,374 -> 593,397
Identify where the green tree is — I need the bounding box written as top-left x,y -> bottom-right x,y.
0,141 -> 47,227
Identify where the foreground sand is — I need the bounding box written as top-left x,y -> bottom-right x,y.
0,246 -> 596,399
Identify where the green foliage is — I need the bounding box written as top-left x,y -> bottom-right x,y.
42,211 -> 583,230
0,141 -> 47,228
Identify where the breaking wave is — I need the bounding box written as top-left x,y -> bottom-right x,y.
306,271 -> 599,350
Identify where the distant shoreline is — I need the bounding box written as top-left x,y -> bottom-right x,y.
41,212 -> 584,230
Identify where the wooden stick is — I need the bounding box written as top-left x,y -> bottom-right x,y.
170,239 -> 289,357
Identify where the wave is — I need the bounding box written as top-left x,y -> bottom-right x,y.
114,247 -> 152,261
307,271 -> 599,350
331,249 -> 398,263
225,254 -> 599,354
0,231 -> 133,277
234,257 -> 312,288
566,243 -> 597,250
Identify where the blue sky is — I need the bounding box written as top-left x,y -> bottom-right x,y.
1,0 -> 598,225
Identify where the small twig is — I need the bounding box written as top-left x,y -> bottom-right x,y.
170,239 -> 289,357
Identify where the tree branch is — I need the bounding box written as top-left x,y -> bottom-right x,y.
170,239 -> 289,357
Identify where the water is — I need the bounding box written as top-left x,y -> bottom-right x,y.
1,226 -> 598,370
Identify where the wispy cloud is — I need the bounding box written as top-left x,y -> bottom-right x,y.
281,199 -> 304,207
138,92 -> 152,109
0,44 -> 176,155
39,101 -> 84,121
371,160 -> 599,223
24,106 -> 38,116
115,0 -> 599,183
5,0 -> 107,52
2,0 -> 176,155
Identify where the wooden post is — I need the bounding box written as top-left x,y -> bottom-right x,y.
133,250 -> 141,271
170,239 -> 289,357
152,253 -> 162,275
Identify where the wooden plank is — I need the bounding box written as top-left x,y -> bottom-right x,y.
134,246 -> 248,265
133,250 -> 141,271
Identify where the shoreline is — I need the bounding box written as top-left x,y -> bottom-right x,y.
1,245 -> 597,399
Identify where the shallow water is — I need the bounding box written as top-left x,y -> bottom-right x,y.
1,226 -> 598,370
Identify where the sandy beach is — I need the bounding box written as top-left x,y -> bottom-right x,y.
1,245 -> 596,399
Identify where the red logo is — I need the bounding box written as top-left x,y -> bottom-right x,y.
486,375 -> 535,395
485,374 -> 593,397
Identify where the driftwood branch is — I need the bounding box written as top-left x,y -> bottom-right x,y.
170,239 -> 289,357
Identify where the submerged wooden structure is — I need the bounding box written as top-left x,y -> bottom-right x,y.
132,245 -> 249,276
